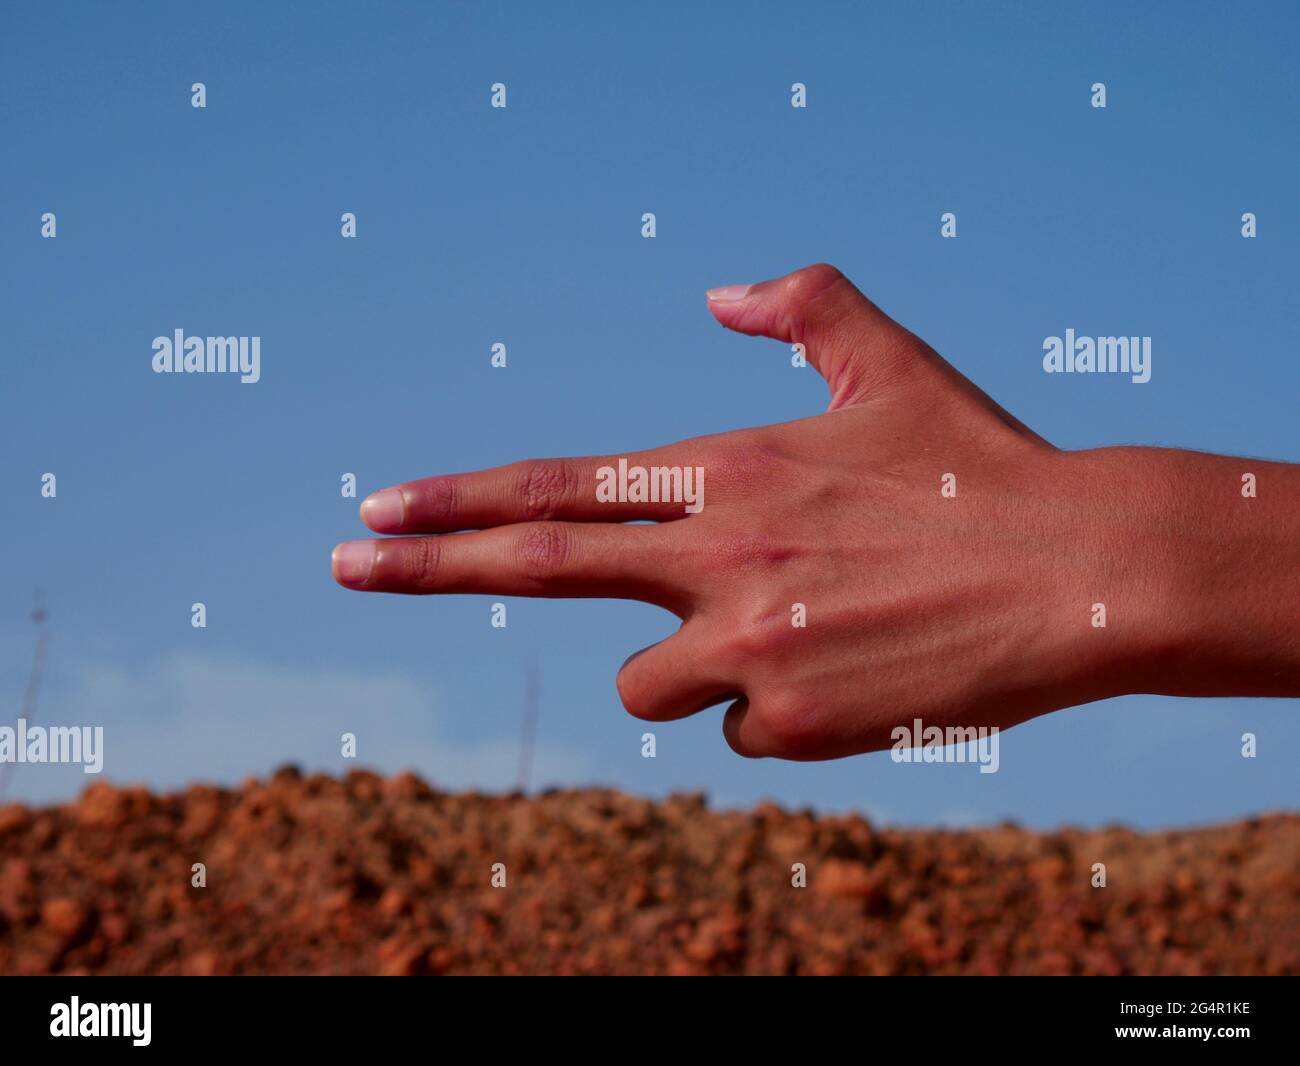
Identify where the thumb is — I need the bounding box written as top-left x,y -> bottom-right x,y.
706,263 -> 916,409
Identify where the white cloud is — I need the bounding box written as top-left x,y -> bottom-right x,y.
2,651 -> 588,804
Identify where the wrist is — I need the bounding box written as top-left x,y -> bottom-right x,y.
1059,446 -> 1300,700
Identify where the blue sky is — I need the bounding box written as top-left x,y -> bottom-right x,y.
2,0 -> 1296,826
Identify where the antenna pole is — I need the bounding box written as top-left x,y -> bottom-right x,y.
0,589 -> 50,798
516,658 -> 539,793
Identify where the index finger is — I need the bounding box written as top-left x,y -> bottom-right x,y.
359,449 -> 708,534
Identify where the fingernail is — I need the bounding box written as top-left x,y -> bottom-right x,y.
706,284 -> 751,302
361,488 -> 404,530
332,541 -> 375,585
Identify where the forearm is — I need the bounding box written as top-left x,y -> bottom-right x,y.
1071,446 -> 1300,700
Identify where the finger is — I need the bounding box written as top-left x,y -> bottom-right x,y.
705,263 -> 920,409
360,451 -> 706,534
722,697 -> 781,759
332,521 -> 691,609
616,630 -> 741,722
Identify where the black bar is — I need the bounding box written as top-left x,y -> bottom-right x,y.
0,975 -> 1288,1052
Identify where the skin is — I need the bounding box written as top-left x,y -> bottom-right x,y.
332,264 -> 1300,759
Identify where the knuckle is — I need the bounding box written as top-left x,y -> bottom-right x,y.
719,615 -> 774,665
757,696 -> 816,753
785,262 -> 846,301
716,599 -> 802,669
404,537 -> 441,588
715,533 -> 798,573
413,476 -> 457,524
517,523 -> 572,585
517,460 -> 578,521
728,625 -> 767,663
701,437 -> 786,498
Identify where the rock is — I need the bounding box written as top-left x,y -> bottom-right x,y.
40,897 -> 94,949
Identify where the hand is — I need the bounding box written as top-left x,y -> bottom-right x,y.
332,264 -> 1300,759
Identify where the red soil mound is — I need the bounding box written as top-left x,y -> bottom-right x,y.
1,767 -> 1296,975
